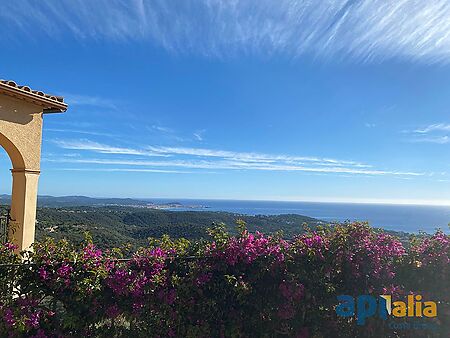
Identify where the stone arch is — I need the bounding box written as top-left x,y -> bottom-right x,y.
0,80 -> 67,251
0,132 -> 28,249
0,132 -> 26,170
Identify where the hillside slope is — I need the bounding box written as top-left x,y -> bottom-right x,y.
30,206 -> 322,249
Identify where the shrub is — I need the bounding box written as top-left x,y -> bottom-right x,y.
0,223 -> 448,337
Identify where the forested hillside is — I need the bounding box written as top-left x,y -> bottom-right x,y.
28,206 -> 322,249
1,204 -> 411,249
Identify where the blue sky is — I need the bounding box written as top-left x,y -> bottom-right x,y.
1,0 -> 450,204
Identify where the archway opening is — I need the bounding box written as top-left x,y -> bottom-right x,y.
0,132 -> 26,244
0,145 -> 12,243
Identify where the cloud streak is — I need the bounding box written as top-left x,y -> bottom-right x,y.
410,136 -> 450,144
413,123 -> 450,134
193,130 -> 205,141
58,168 -> 196,174
60,93 -> 118,109
2,1 -> 450,63
47,157 -> 423,176
52,139 -> 422,177
150,125 -> 174,133
406,123 -> 450,143
147,145 -> 369,167
53,139 -> 168,157
45,128 -> 115,137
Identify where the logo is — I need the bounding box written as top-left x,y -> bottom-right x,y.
336,294 -> 438,325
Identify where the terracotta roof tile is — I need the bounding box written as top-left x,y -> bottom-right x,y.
0,79 -> 67,112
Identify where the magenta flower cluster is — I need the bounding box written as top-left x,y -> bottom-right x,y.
0,222 -> 448,337
206,230 -> 288,265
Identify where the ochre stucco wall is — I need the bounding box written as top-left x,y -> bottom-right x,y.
0,94 -> 45,251
0,95 -> 44,171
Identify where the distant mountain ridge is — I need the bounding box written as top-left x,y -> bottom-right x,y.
0,198 -> 411,249
0,194 -> 150,207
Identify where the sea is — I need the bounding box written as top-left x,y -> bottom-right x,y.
148,199 -> 450,234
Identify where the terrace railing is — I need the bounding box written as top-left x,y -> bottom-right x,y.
0,210 -> 10,244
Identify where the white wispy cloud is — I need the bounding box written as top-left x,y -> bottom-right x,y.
51,139 -> 422,177
53,139 -> 168,157
47,157 -> 422,176
45,128 -> 115,137
147,145 -> 368,167
147,125 -> 187,142
405,123 -> 450,143
413,123 -> 450,134
410,136 -> 450,144
193,129 -> 206,141
150,125 -> 173,133
2,1 -> 450,63
58,168 -> 195,174
61,93 -> 117,109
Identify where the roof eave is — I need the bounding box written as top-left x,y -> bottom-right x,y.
0,83 -> 68,113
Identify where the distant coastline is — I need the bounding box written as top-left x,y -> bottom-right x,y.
148,198 -> 450,234
1,195 -> 449,234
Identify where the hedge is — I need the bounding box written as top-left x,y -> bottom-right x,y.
0,222 -> 448,337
